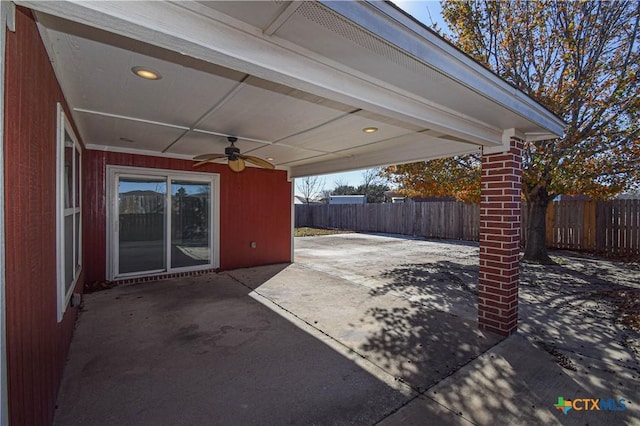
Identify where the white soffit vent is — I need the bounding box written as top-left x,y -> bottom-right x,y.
295,2 -> 444,83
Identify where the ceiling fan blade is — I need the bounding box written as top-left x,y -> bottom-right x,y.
239,155 -> 275,169
193,153 -> 226,161
193,159 -> 218,168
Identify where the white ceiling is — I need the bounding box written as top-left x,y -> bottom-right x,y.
28,1 -> 564,177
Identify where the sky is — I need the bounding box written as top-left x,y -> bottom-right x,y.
392,0 -> 446,29
296,1 -> 447,195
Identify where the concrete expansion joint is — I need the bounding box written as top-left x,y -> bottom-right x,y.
289,264 -> 505,425
533,339 -> 640,372
223,267 -> 477,417
223,269 -> 373,363
225,265 -> 504,426
375,335 -> 504,425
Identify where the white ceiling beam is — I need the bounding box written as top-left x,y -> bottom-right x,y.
264,1 -> 302,36
17,0 -> 504,147
74,108 -> 190,131
289,142 -> 480,178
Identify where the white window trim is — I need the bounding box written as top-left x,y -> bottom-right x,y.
106,165 -> 220,280
56,104 -> 82,322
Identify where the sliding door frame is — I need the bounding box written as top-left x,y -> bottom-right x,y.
106,165 -> 220,280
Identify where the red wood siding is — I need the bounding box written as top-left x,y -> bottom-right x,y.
3,8 -> 82,425
83,151 -> 292,283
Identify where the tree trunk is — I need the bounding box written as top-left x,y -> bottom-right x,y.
522,188 -> 553,263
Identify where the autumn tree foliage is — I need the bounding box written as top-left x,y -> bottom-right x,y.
385,0 -> 640,262
382,156 -> 481,203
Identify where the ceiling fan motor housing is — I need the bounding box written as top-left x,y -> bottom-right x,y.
225,136 -> 240,159
225,145 -> 240,159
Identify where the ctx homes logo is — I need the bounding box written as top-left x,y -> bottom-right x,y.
554,397 -> 627,414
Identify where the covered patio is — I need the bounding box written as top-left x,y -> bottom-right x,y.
2,1 -> 564,423
54,234 -> 639,424
19,0 -> 563,331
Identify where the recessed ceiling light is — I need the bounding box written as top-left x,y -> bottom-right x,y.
132,66 -> 162,80
362,127 -> 378,133
119,137 -> 135,143
266,157 -> 274,161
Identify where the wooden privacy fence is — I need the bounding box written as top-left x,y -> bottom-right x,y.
119,195 -> 209,242
295,202 -> 480,241
528,199 -> 640,256
295,199 -> 640,257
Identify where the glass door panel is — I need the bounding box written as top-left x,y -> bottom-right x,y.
171,180 -> 211,269
118,177 -> 167,274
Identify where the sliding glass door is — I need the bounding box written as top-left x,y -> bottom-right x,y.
109,167 -> 219,279
118,177 -> 167,275
171,180 -> 211,269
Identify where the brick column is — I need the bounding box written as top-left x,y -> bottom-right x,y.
478,136 -> 523,336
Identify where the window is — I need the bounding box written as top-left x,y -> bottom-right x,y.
56,104 -> 81,322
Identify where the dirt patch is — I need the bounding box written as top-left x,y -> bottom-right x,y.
592,288 -> 640,333
535,340 -> 578,371
295,227 -> 354,237
84,280 -> 117,294
591,288 -> 640,358
520,252 -> 640,367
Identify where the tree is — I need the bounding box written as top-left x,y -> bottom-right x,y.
331,184 -> 358,195
357,167 -> 390,203
360,167 -> 381,192
382,156 -> 481,203
296,176 -> 325,204
356,183 -> 390,203
386,0 -> 640,262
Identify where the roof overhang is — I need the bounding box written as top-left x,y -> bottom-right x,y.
17,0 -> 564,178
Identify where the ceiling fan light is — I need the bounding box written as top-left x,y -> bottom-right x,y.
228,158 -> 246,172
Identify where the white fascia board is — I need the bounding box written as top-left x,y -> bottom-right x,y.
289,143 -> 481,178
328,1 -> 565,138
18,0 -> 503,147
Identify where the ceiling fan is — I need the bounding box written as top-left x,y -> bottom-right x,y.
192,136 -> 275,172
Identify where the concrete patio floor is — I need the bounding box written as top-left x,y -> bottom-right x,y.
54,233 -> 640,425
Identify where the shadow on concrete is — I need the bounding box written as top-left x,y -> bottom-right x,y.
366,244 -> 639,425
54,264 -> 413,426
375,261 -> 478,317
519,252 -> 640,372
359,261 -> 496,395
380,333 -> 635,426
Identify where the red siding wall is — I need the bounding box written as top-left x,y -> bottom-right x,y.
4,8 -> 82,425
83,151 -> 292,283
3,8 -> 291,423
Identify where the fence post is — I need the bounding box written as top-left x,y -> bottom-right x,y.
583,200 -> 596,250
545,202 -> 555,247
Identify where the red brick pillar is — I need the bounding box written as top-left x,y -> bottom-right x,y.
478,135 -> 523,336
